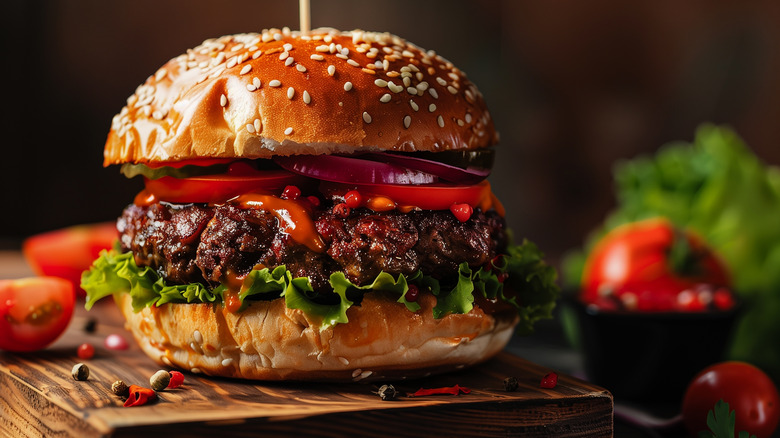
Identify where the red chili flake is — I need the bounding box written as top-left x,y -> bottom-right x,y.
123,385 -> 157,407
344,190 -> 363,208
77,343 -> 95,359
281,185 -> 301,200
540,372 -> 558,389
333,203 -> 351,218
408,384 -> 471,397
449,203 -> 473,222
405,284 -> 420,302
306,195 -> 321,207
168,371 -> 185,389
105,334 -> 129,350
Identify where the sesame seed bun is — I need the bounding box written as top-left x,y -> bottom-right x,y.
104,28 -> 498,166
115,291 -> 518,381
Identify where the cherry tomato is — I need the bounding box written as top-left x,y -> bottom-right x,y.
581,218 -> 731,311
0,277 -> 75,352
320,180 -> 494,211
682,361 -> 780,438
23,222 -> 117,298
144,166 -> 311,204
77,343 -> 95,359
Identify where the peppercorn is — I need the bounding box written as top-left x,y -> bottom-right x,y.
503,376 -> 519,392
112,380 -> 129,397
83,317 -> 97,333
72,363 -> 89,381
376,384 -> 397,401
150,370 -> 171,392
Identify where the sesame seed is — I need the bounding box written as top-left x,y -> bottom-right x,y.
246,84 -> 256,91
152,110 -> 164,120
274,33 -> 283,41
380,93 -> 392,103
407,87 -> 418,95
254,119 -> 262,133
429,88 -> 439,99
388,82 -> 403,93
303,90 -> 311,104
437,116 -> 445,127
329,43 -> 337,53
253,77 -> 262,88
324,35 -> 333,43
416,72 -> 424,81
402,50 -> 415,58
336,53 -> 348,60
403,77 -> 411,87
240,65 -> 252,75
362,112 -> 372,123
328,65 -> 336,76
410,100 -> 419,111
269,80 -> 282,87
428,67 -> 436,75
465,113 -> 473,123
316,45 -> 329,52
220,94 -> 228,107
252,51 -> 263,59
362,68 -> 376,75
287,87 -> 295,99
457,119 -> 465,127
279,51 -> 289,60
226,57 -> 238,68
448,72 -> 460,81
283,43 -> 293,51
374,79 -> 388,88
465,89 -> 475,102
297,64 -> 307,72
347,59 -> 360,67
221,358 -> 234,367
436,77 -> 447,86
246,123 -> 256,133
428,103 -> 437,112
447,86 -> 458,94
416,82 -> 429,92
383,60 -> 390,70
284,127 -> 293,135
310,54 -> 324,61
344,82 -> 353,91
386,71 -> 400,78
404,115 -> 411,129
285,57 -> 294,66
155,68 -> 167,82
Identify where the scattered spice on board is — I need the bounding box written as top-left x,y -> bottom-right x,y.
408,384 -> 471,397
540,372 -> 558,389
124,385 -> 157,407
168,371 -> 185,389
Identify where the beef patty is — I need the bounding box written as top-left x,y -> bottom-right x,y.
118,201 -> 507,293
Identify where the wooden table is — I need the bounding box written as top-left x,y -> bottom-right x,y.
0,252 -> 613,437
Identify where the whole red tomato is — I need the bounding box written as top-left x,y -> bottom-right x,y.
22,222 -> 117,298
581,218 -> 731,311
682,361 -> 780,437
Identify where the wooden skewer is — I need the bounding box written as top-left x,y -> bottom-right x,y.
299,0 -> 311,35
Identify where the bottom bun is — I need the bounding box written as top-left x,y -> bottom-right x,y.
116,291 -> 519,381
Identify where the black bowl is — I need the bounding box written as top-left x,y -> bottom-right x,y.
563,297 -> 740,402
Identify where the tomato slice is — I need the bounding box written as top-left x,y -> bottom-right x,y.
23,222 -> 117,298
320,180 -> 497,211
143,169 -> 312,204
0,277 -> 75,352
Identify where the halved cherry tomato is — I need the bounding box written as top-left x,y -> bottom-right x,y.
682,361 -> 780,438
143,165 -> 312,204
0,277 -> 75,352
23,222 -> 117,298
581,218 -> 731,311
319,180 -> 496,211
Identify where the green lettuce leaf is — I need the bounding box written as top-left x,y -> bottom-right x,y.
82,238 -> 558,332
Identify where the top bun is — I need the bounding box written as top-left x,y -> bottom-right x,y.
104,28 -> 498,166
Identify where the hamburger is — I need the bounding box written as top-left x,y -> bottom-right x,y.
82,27 -> 558,381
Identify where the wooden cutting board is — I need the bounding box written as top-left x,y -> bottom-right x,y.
0,301 -> 613,438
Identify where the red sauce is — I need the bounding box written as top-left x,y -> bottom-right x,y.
232,193 -> 325,253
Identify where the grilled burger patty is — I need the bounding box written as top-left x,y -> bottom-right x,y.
118,202 -> 508,292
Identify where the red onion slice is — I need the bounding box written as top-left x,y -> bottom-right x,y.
274,155 -> 438,185
363,153 -> 490,184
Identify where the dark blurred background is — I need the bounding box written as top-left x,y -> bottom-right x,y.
4,0 -> 780,262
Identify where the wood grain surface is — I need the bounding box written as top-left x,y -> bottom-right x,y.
1,300 -> 613,438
